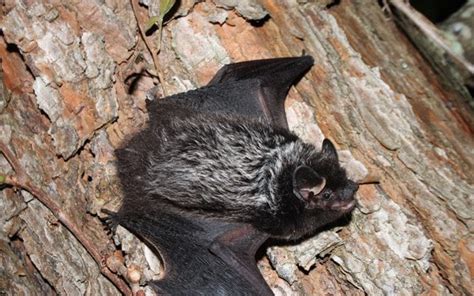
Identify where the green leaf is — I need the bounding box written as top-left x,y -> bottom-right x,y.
159,0 -> 176,20
145,15 -> 160,32
155,0 -> 177,52
0,175 -> 5,184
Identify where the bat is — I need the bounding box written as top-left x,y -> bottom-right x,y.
104,56 -> 358,295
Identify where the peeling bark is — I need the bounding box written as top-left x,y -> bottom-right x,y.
0,0 -> 472,295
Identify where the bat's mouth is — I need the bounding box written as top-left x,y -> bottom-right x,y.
329,199 -> 357,213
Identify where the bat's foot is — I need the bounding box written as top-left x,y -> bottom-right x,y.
101,208 -> 119,234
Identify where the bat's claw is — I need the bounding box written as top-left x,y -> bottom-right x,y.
101,208 -> 119,234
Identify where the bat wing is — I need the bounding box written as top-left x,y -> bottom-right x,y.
105,209 -> 272,295
148,55 -> 313,129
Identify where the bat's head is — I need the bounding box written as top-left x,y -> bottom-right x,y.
293,140 -> 358,213
270,139 -> 358,240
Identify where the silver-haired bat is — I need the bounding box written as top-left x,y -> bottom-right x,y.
105,56 -> 358,295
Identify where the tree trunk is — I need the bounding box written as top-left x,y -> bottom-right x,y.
0,0 -> 472,295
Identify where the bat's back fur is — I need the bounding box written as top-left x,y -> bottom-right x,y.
116,101 -> 356,239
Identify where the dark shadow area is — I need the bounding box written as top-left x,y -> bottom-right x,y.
248,14 -> 271,27
165,0 -> 181,24
0,31 -> 36,79
327,0 -> 341,9
124,68 -> 154,94
145,23 -> 159,36
6,42 -> 20,54
409,0 -> 466,23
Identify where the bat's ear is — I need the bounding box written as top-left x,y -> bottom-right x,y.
292,165 -> 326,202
321,139 -> 338,162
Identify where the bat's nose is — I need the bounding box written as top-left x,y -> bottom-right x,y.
350,181 -> 359,194
343,180 -> 359,199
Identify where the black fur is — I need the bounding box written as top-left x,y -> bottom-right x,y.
107,56 -> 358,295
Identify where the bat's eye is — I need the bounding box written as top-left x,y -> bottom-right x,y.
322,191 -> 331,200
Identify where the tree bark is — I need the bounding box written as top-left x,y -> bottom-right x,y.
0,0 -> 472,295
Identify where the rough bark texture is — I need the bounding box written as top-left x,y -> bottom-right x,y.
387,0 -> 474,103
0,0 -> 472,295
